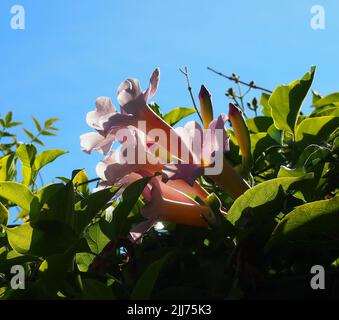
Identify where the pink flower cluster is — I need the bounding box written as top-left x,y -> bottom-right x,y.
81,69 -> 230,242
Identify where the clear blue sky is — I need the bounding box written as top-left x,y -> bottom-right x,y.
1,0 -> 339,184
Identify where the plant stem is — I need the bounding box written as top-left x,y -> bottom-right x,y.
179,67 -> 204,124
207,67 -> 272,94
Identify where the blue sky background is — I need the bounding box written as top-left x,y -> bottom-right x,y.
1,0 -> 339,185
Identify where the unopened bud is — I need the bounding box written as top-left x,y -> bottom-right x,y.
228,103 -> 252,177
199,85 -> 214,129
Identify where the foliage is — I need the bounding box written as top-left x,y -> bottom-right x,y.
0,67 -> 339,300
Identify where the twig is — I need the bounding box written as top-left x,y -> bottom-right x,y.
76,177 -> 101,187
207,67 -> 272,94
179,67 -> 204,124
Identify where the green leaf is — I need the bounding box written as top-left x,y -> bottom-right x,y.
267,124 -> 283,145
32,137 -> 44,146
269,66 -> 316,134
34,149 -> 68,171
227,174 -> 313,226
5,112 -> 13,126
32,116 -> 42,132
246,117 -> 273,133
0,249 -> 39,274
111,176 -> 152,239
310,105 -> 339,117
0,202 -> 9,226
148,103 -> 163,118
265,197 -> 339,263
41,131 -> 57,136
16,144 -> 37,185
131,255 -> 168,299
85,222 -> 110,255
163,107 -> 196,126
44,118 -> 59,128
250,132 -> 278,161
312,90 -> 322,105
76,252 -> 96,272
6,121 -> 22,128
74,186 -> 120,234
81,278 -> 115,300
73,169 -> 90,196
295,116 -> 339,151
36,183 -> 65,206
38,253 -> 75,295
313,92 -> 339,108
22,128 -> 35,140
4,220 -> 77,257
0,182 -> 36,211
278,145 -> 331,200
260,93 -> 271,117
0,154 -> 16,181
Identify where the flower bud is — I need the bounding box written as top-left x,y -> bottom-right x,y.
208,157 -> 250,199
199,85 -> 214,129
228,103 -> 252,177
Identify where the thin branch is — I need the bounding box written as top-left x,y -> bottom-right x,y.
76,177 -> 101,187
179,67 -> 204,124
207,67 -> 272,94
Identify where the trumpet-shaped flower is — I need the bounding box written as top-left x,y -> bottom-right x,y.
130,177 -> 213,243
81,68 -> 182,156
163,114 -> 229,184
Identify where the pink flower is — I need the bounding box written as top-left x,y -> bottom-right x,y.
81,68 -> 178,155
130,177 -> 212,243
163,114 -> 229,184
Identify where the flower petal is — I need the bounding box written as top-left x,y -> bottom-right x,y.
80,132 -> 113,155
86,97 -> 116,130
129,219 -> 158,244
143,68 -> 160,101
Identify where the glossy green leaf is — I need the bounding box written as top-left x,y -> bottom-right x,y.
269,66 -> 315,134
227,174 -> 313,226
16,144 -> 37,185
32,116 -> 42,132
0,202 -> 9,226
74,186 -> 120,234
44,117 -> 59,128
34,149 -> 68,171
0,182 -> 36,211
163,107 -> 196,126
312,90 -> 322,105
265,197 -> 339,262
73,169 -> 90,196
295,116 -> 339,150
246,117 -> 273,133
0,154 -> 16,181
4,220 -> 77,257
131,255 -> 168,299
36,183 -> 65,207
313,92 -> 339,108
260,93 -> 271,117
85,222 -> 110,255
76,252 -> 96,272
22,128 -> 35,140
111,176 -> 152,239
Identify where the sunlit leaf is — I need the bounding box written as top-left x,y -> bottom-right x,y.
269,66 -> 315,134
0,182 -> 37,211
265,197 -> 339,263
34,149 -> 68,171
163,107 -> 196,126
